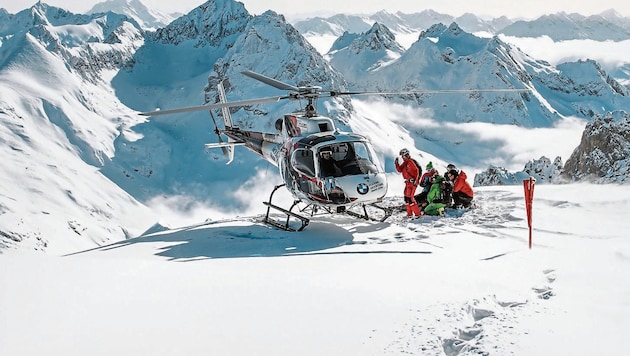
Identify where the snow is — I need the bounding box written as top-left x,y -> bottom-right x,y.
2,183 -> 630,355
2,2 -> 630,355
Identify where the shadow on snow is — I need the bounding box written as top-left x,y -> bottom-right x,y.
68,217 -> 370,260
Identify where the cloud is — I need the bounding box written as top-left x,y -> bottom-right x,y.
500,36 -> 630,71
448,116 -> 587,169
348,98 -> 587,172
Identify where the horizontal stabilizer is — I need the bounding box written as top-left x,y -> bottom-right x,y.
205,141 -> 246,165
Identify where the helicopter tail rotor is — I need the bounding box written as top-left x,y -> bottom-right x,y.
204,80 -> 235,156
208,110 -> 228,156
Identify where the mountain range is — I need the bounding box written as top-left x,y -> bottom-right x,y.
1,0 -> 629,251
293,8 -> 630,44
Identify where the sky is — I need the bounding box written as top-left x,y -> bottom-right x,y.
0,0 -> 629,19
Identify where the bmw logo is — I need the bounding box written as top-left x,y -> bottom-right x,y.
357,183 -> 369,195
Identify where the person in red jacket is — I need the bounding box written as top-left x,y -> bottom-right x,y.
395,148 -> 422,217
446,167 -> 474,208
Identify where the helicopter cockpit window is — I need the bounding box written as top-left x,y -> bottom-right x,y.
291,148 -> 315,178
347,142 -> 378,174
317,147 -> 343,177
317,142 -> 380,176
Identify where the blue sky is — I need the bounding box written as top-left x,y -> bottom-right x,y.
1,0 -> 629,19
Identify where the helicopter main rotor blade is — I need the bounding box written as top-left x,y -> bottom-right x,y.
326,88 -> 531,97
140,95 -> 289,116
241,70 -> 300,92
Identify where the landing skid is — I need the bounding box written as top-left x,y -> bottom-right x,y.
263,184 -> 310,232
262,185 -> 403,231
344,203 -> 398,222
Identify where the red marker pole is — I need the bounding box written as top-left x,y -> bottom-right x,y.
523,177 -> 536,249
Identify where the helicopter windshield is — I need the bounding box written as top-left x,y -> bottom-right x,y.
317,141 -> 380,177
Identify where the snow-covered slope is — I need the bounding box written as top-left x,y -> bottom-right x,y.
0,3 -> 155,253
3,183 -> 630,355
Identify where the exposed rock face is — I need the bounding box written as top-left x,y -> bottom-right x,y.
474,156 -> 564,186
563,110 -> 630,183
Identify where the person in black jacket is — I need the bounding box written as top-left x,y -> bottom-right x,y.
319,148 -> 342,177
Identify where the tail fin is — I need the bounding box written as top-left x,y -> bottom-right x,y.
214,80 -> 236,164
217,80 -> 233,128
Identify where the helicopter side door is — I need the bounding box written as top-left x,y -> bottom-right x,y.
288,148 -> 319,197
278,142 -> 293,188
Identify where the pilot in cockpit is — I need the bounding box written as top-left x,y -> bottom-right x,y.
319,148 -> 342,177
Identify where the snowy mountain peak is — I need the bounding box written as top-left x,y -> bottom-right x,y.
209,8 -> 348,116
87,0 -> 174,30
367,22 -> 398,38
419,22 -> 469,41
151,0 -> 251,47
599,8 -> 623,18
327,22 -> 405,84
353,22 -> 403,52
0,1 -> 144,79
16,1 -> 88,27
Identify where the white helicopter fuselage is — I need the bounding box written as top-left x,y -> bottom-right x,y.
220,113 -> 388,212
279,130 -> 388,210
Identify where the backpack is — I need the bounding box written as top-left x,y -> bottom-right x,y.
440,179 -> 453,206
411,158 -> 422,179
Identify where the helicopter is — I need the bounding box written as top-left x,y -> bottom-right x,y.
141,70 -> 529,231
